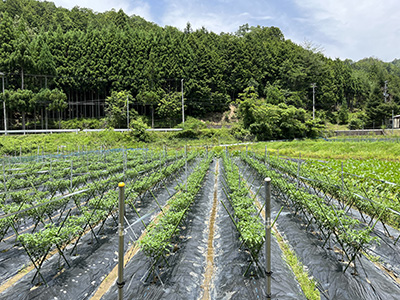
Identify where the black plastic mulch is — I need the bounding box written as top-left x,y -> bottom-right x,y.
240,159 -> 400,300
102,159 -> 306,300
0,160 -> 197,300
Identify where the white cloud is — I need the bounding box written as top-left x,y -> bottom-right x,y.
161,0 -> 273,34
239,12 -> 272,21
50,0 -> 153,21
48,0 -> 400,61
51,0 -> 126,13
128,1 -> 153,20
291,0 -> 400,61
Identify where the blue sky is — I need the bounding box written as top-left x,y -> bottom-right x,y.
51,0 -> 400,62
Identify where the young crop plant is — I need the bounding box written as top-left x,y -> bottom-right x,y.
5,149 -> 197,284
139,152 -> 213,282
220,151 -> 265,276
241,153 -> 377,274
255,151 -> 400,238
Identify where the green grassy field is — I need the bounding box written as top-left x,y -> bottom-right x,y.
1,131 -> 400,162
242,139 -> 400,161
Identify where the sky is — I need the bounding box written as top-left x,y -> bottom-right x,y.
50,0 -> 400,62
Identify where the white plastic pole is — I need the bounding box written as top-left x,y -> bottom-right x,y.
127,95 -> 129,129
265,177 -> 272,299
1,73 -> 7,135
117,182 -> 125,300
181,79 -> 185,125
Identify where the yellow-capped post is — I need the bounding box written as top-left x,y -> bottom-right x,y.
117,182 -> 125,300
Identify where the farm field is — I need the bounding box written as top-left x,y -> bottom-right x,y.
247,139 -> 400,160
0,140 -> 400,299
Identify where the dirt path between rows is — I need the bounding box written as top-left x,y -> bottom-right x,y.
199,160 -> 219,299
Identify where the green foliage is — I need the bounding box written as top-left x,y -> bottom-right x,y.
48,88 -> 67,112
105,91 -> 137,128
221,153 -> 264,257
137,89 -> 162,127
7,148 -> 194,281
264,82 -> 285,105
237,86 -> 260,128
174,116 -> 206,139
8,89 -> 33,111
338,100 -> 349,125
1,0 -> 400,132
347,110 -> 367,130
348,118 -> 364,130
243,153 -> 377,268
8,88 -> 34,129
60,118 -> 107,129
0,12 -> 15,71
156,92 -> 182,126
129,117 -> 152,142
33,88 -> 51,106
229,123 -> 253,141
140,152 -> 212,260
238,92 -> 324,140
180,116 -> 207,131
365,84 -> 399,127
7,16 -> 37,90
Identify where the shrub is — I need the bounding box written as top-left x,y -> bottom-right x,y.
230,123 -> 254,141
60,118 -> 107,129
178,116 -> 207,131
174,117 -> 207,139
348,118 -> 364,130
129,117 -> 152,142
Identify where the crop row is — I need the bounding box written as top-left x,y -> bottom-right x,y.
1,149 -> 179,193
0,157 -> 176,238
16,150 -> 200,283
220,152 -> 264,266
139,152 -> 213,272
241,153 -> 377,272
257,152 -> 400,231
0,150 -> 193,244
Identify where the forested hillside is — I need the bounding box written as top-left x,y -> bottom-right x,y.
0,0 -> 399,135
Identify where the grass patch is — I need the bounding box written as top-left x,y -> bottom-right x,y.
363,251 -> 381,263
273,228 -> 320,300
239,139 -> 400,161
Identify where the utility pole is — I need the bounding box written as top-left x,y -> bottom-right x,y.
393,109 -> 394,135
0,72 -> 6,135
181,79 -> 185,125
126,95 -> 129,129
311,83 -> 316,120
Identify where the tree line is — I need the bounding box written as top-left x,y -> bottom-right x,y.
0,0 -> 399,133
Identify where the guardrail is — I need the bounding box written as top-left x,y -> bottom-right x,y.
145,128 -> 183,132
334,129 -> 385,136
0,129 -> 80,135
0,128 -> 183,135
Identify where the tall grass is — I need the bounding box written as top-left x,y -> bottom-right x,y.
247,139 -> 400,161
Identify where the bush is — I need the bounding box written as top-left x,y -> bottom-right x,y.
305,118 -> 325,138
212,146 -> 224,157
173,117 -> 207,139
199,128 -> 216,138
229,123 -> 254,141
178,116 -> 207,131
238,95 -> 325,140
348,111 -> 367,130
129,117 -> 152,142
174,129 -> 198,139
60,118 -> 107,129
348,118 -> 364,130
